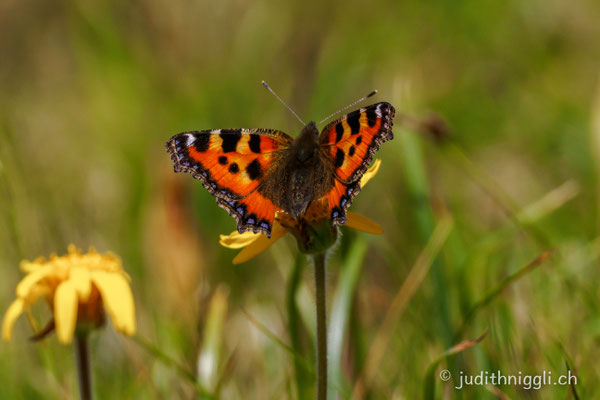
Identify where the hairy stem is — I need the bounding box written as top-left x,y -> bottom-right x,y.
314,253 -> 327,400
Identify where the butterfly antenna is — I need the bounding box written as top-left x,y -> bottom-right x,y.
318,90 -> 378,125
261,81 -> 305,125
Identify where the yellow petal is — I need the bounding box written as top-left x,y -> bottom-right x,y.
345,212 -> 383,234
360,159 -> 381,188
91,271 -> 136,336
54,281 -> 78,344
69,267 -> 92,302
16,268 -> 51,299
2,299 -> 25,342
219,230 -> 261,249
20,259 -> 44,273
67,244 -> 80,255
22,284 -> 52,307
232,222 -> 288,264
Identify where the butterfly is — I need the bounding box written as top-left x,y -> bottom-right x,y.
165,102 -> 395,237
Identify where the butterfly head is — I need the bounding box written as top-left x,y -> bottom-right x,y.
294,121 -> 320,163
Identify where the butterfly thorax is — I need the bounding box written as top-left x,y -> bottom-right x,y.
258,122 -> 335,219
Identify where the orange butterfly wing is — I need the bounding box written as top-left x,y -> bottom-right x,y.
319,102 -> 395,224
166,129 -> 293,236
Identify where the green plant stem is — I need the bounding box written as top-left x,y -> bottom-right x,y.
313,253 -> 327,400
75,334 -> 92,400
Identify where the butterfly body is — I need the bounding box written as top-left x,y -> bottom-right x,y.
259,121 -> 334,219
166,102 -> 395,237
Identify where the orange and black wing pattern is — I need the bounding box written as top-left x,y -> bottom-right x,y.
319,102 -> 395,225
165,129 -> 293,236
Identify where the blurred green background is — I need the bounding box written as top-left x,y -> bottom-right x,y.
1,0 -> 600,398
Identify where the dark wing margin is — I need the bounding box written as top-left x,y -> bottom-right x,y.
319,102 -> 395,225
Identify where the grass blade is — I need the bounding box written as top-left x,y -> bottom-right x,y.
132,335 -> 214,398
328,238 -> 368,400
242,309 -> 315,377
455,250 -> 553,340
423,330 -> 488,400
399,130 -> 455,350
351,213 -> 454,399
197,285 -> 229,394
286,254 -> 312,400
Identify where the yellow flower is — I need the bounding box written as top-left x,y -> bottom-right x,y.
2,245 -> 136,344
220,160 -> 385,264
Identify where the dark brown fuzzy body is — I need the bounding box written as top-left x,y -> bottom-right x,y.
258,122 -> 334,217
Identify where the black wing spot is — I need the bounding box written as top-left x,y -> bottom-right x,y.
220,130 -> 242,153
366,109 -> 377,127
194,135 -> 210,152
335,123 -> 344,142
335,148 -> 345,168
229,163 -> 239,174
349,145 -> 356,157
218,156 -> 228,165
246,159 -> 263,180
347,112 -> 361,135
249,134 -> 261,153
356,135 -> 362,145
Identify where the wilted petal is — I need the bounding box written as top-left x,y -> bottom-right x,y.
345,212 -> 383,234
219,230 -> 261,249
54,281 -> 78,344
69,267 -> 92,302
2,299 -> 25,342
91,271 -> 136,336
359,159 -> 381,188
232,222 -> 288,264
